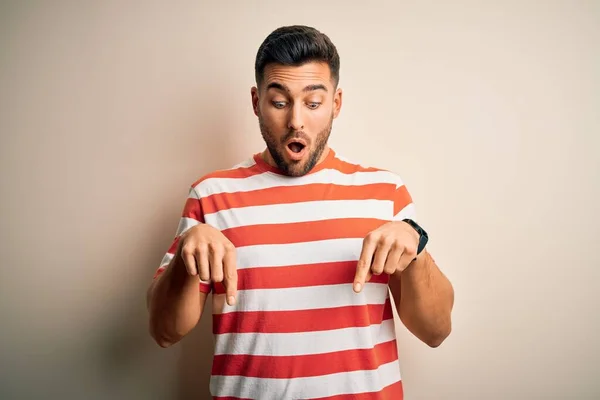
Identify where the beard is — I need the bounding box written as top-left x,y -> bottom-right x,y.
258,113 -> 333,177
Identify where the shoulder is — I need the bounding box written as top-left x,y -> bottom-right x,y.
330,152 -> 407,188
189,155 -> 262,195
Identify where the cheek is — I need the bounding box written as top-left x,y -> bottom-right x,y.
306,107 -> 332,128
260,107 -> 286,128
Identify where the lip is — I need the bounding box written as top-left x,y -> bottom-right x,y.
284,138 -> 308,161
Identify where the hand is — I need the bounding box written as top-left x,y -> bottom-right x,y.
353,221 -> 420,293
178,223 -> 238,305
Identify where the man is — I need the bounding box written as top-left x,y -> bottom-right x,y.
147,25 -> 454,399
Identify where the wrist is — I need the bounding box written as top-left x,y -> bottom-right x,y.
403,249 -> 431,276
166,255 -> 197,287
402,219 -> 428,256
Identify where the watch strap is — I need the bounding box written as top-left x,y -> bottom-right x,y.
402,218 -> 428,255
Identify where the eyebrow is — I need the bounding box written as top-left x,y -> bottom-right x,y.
266,82 -> 328,93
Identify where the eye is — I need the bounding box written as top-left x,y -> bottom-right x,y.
307,102 -> 321,110
272,101 -> 287,109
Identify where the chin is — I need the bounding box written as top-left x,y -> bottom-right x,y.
285,164 -> 309,177
284,156 -> 318,177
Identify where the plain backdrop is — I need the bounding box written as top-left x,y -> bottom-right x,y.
1,1 -> 599,399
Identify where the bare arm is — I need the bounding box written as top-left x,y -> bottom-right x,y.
147,220 -> 237,348
147,254 -> 208,348
389,250 -> 454,347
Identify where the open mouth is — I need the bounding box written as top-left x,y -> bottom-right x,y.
288,141 -> 306,154
285,139 -> 308,161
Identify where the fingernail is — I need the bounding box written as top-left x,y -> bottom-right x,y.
228,296 -> 236,305
354,283 -> 362,292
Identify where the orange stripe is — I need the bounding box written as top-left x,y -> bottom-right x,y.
222,218 -> 386,248
213,300 -> 393,334
311,380 -> 403,400
393,185 -> 412,216
181,198 -> 205,222
213,261 -> 389,293
202,183 -> 395,214
166,237 -> 181,254
212,381 -> 402,400
213,398 -> 253,400
153,268 -> 165,280
152,267 -> 210,292
211,339 -> 398,378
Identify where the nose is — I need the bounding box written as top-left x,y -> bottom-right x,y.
287,103 -> 304,131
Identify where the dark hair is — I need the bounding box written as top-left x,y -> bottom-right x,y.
254,25 -> 340,87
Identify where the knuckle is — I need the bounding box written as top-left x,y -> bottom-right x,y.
209,242 -> 224,255
405,244 -> 417,256
224,242 -> 236,253
372,263 -> 383,273
381,235 -> 395,246
181,243 -> 194,255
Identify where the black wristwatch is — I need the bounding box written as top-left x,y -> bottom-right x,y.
402,219 -> 428,255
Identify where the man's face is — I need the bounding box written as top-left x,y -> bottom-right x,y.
251,62 -> 343,177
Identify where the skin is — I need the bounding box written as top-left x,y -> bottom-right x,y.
147,61 -> 453,348
251,62 -> 343,176
354,223 -> 454,347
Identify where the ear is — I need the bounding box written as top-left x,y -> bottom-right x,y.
251,86 -> 259,116
333,88 -> 343,119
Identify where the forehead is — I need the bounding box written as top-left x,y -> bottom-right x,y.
262,62 -> 333,93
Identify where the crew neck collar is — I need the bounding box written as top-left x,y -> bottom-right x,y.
253,148 -> 337,176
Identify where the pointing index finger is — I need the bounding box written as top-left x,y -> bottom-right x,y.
354,236 -> 377,293
223,246 -> 238,306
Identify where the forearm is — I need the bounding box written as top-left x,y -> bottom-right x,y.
147,256 -> 205,347
391,250 -> 454,347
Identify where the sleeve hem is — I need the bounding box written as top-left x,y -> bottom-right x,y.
199,282 -> 212,294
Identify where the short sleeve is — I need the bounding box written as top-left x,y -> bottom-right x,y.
153,186 -> 212,294
391,175 -> 417,222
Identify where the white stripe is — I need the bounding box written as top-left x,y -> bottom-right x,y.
205,199 -> 392,230
186,157 -> 256,199
164,238 -> 363,285
212,282 -> 389,315
214,319 -> 396,356
159,253 -> 174,268
333,154 -> 373,171
333,154 -> 352,163
194,168 -> 401,197
188,187 -> 201,200
235,238 -> 364,269
231,157 -> 256,169
394,176 -> 406,189
210,359 -> 401,399
175,217 -> 199,236
393,202 -> 417,221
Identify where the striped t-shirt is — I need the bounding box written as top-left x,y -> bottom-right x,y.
155,148 -> 416,399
